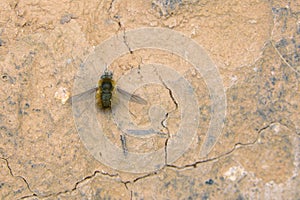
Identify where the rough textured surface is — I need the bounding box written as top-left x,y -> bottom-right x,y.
0,0 -> 299,199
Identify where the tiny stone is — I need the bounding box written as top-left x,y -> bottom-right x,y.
60,14 -> 76,24
205,179 -> 214,185
55,87 -> 70,104
24,103 -> 30,109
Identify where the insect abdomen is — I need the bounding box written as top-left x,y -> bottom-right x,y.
101,91 -> 112,108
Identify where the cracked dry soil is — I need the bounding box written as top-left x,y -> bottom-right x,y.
1,0 -> 300,199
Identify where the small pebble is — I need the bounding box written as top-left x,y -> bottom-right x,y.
55,87 -> 70,104
205,179 -> 214,185
60,14 -> 77,24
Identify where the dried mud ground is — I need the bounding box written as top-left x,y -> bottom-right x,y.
1,0 -> 300,199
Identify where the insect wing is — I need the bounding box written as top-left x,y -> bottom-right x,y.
116,87 -> 147,105
68,86 -> 98,104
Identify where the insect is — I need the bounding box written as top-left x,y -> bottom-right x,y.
96,70 -> 115,108
69,70 -> 147,108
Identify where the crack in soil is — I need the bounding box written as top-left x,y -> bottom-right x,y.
165,122 -> 275,169
7,119 -> 287,199
123,171 -> 158,188
160,81 -> 178,164
269,1 -> 299,76
122,28 -> 133,54
154,69 -> 179,165
109,11 -> 133,55
58,122 -> 284,196
108,0 -> 115,12
270,40 -> 299,75
120,122 -> 278,187
18,170 -> 120,199
0,157 -> 36,199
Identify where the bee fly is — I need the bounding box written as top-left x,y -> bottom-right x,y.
69,70 -> 147,109
96,70 -> 115,108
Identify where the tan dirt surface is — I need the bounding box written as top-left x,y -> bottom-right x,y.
1,0 -> 299,199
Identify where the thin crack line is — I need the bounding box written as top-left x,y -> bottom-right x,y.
130,190 -> 133,200
155,69 -> 179,165
122,28 -> 133,54
54,170 -> 119,197
19,170 -> 119,199
161,112 -> 170,164
0,157 -> 37,199
108,0 -> 115,12
270,40 -> 299,75
164,83 -> 179,110
123,171 -> 158,188
120,70 -> 182,186
165,122 -> 274,170
269,3 -> 299,75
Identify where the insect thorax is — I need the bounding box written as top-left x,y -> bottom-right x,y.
101,80 -> 113,92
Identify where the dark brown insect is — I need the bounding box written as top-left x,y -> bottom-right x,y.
69,70 -> 147,109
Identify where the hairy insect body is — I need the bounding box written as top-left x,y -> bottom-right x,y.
70,70 -> 146,109
96,71 -> 115,109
